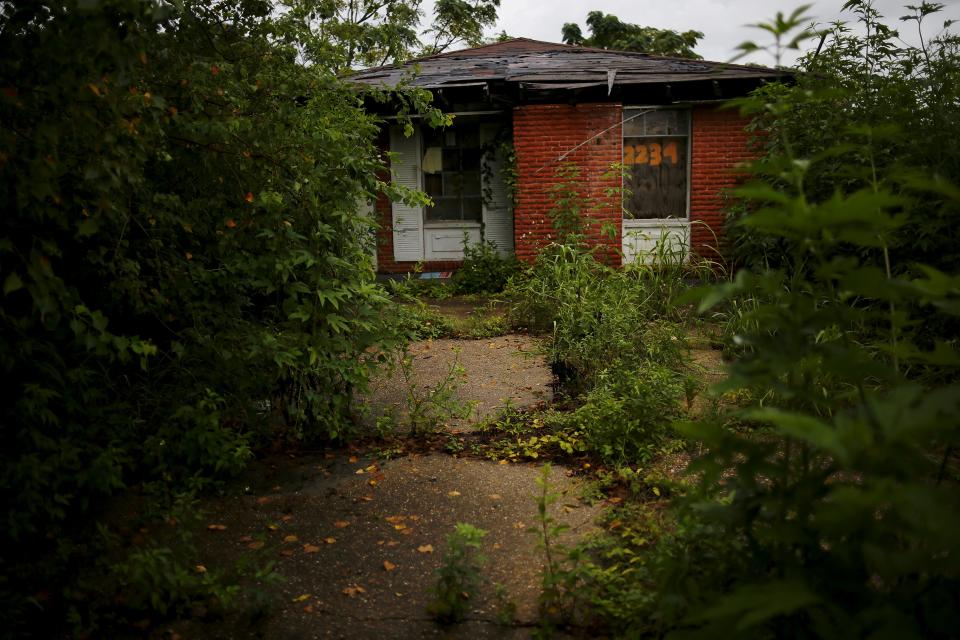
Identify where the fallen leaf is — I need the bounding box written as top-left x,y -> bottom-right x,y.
385,540 -> 399,547
447,491 -> 461,497
369,479 -> 378,487
355,468 -> 365,475
283,535 -> 299,543
303,605 -> 314,613
247,540 -> 265,550
324,537 -> 336,544
245,191 -> 255,203
207,524 -> 227,531
514,522 -> 526,529
417,544 -> 434,554
342,585 -> 365,597
652,486 -> 661,497
280,549 -> 295,557
226,218 -> 237,228
383,560 -> 396,572
407,515 -> 421,522
498,459 -> 508,465
333,520 -> 350,529
303,544 -> 321,553
488,494 -> 502,500
195,565 -> 207,574
292,594 -> 311,603
238,535 -> 253,543
608,519 -> 622,530
492,542 -> 501,550
607,497 -> 623,505
348,455 -> 358,463
365,464 -> 378,472
385,515 -> 406,524
256,497 -> 270,505
280,514 -> 293,522
359,494 -> 374,502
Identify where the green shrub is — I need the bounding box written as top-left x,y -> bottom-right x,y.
451,240 -> 519,294
573,364 -> 683,464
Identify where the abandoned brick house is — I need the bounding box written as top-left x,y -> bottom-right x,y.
352,38 -> 788,273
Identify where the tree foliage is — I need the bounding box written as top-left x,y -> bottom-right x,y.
561,11 -> 703,59
277,0 -> 500,69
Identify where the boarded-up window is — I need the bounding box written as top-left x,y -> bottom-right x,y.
623,108 -> 690,219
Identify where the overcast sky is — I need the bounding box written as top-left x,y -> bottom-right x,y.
425,0 -> 960,66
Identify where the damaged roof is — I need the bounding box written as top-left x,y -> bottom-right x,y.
351,37 -> 789,93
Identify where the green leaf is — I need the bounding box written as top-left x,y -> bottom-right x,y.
4,272 -> 23,295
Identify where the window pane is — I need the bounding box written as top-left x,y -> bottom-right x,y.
623,136 -> 687,219
442,149 -> 460,172
462,197 -> 482,221
426,198 -> 461,221
623,110 -> 646,137
461,171 -> 481,196
443,173 -> 463,196
424,173 -> 443,198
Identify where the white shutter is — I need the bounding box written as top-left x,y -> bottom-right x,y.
480,123 -> 514,257
389,125 -> 424,261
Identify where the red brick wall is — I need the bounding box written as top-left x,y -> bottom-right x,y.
690,106 -> 755,259
374,104 -> 757,273
512,103 -> 623,265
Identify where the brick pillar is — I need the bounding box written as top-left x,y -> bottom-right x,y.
690,106 -> 757,260
513,103 -> 623,265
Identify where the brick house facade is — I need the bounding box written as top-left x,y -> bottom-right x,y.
355,39 -> 782,273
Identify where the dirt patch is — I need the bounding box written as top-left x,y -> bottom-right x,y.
362,334 -> 553,432
183,452 -> 604,639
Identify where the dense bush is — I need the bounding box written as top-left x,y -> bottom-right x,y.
0,0 -> 432,633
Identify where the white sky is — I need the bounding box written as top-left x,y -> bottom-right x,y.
422,0 -> 960,66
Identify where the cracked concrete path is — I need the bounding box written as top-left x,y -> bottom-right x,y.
184,452 -> 605,639
362,334 -> 554,431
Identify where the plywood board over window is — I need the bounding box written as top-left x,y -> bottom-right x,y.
622,108 -> 690,220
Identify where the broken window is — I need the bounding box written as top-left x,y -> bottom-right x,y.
622,108 -> 690,219
422,124 -> 483,222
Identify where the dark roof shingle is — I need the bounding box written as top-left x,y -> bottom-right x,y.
352,37 -> 787,90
